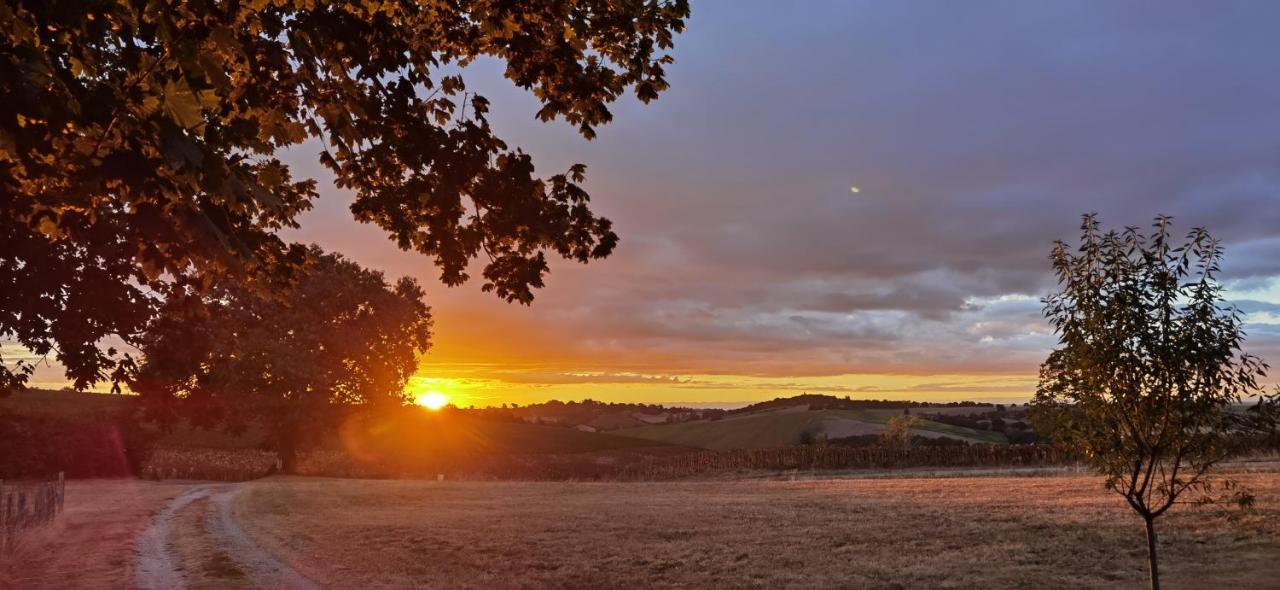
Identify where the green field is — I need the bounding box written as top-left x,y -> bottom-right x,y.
615,408 -> 1005,449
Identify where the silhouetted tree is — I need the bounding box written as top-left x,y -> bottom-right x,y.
133,246 -> 432,473
1031,215 -> 1279,590
0,0 -> 689,392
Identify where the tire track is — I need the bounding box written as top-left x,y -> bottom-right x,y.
206,486 -> 319,589
134,484 -> 221,590
134,482 -> 318,589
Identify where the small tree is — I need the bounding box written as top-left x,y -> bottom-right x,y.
134,246 -> 432,473
1031,215 -> 1279,590
881,414 -> 922,453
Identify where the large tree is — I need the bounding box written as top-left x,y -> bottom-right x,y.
0,0 -> 689,391
133,246 -> 432,473
1031,215 -> 1280,590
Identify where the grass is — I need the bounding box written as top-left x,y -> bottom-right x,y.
432,419 -> 672,454
614,410 -> 825,449
170,495 -> 251,589
615,408 -> 1005,449
6,467 -> 1279,587
834,408 -> 1009,443
231,468 -> 1280,588
0,479 -> 189,589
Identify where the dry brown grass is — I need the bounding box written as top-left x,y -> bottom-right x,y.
1,479 -> 188,589
233,467 -> 1280,588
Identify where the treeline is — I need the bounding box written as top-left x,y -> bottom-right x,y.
922,406 -> 1041,444
731,394 -> 997,415
462,399 -> 725,430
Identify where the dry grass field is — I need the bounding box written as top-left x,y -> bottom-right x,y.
4,468 -> 1278,588
225,469 -> 1280,588
1,480 -> 189,589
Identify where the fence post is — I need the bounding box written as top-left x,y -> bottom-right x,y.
58,471 -> 65,515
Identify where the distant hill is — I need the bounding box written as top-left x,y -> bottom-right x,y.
461,394 -> 1006,433
615,406 -> 1007,449
3,389 -> 1020,458
728,394 -> 996,415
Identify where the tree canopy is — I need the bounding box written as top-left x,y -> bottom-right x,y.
0,0 -> 690,391
133,245 -> 433,472
1031,214 -> 1280,589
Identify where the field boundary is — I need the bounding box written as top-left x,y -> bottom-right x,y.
0,472 -> 65,551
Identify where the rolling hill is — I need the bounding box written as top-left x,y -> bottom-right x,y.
614,406 -> 1006,449
4,390 -> 1008,458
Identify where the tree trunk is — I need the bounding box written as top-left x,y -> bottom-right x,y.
279,441 -> 298,475
277,420 -> 300,475
1144,514 -> 1160,590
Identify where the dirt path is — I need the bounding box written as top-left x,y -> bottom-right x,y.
206,486 -> 319,589
134,482 -> 318,590
134,484 -> 221,590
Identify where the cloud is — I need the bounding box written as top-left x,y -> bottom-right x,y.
281,1 -> 1280,401
489,371 -> 703,386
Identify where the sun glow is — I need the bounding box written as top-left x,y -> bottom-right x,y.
414,390 -> 449,410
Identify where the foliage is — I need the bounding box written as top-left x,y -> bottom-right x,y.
0,409 -> 154,478
1031,214 -> 1280,589
132,246 -> 432,472
880,414 -> 922,452
0,0 -> 690,392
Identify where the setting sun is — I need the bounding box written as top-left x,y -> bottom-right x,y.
414,390 -> 449,410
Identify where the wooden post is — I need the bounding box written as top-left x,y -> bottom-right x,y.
58,472 -> 65,515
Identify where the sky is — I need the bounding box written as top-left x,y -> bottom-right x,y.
20,1 -> 1280,406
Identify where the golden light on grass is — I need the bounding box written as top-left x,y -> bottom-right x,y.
414,390 -> 449,410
